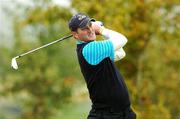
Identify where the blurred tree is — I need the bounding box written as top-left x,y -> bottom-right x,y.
0,0 -> 80,119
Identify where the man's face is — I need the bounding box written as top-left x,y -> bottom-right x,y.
72,22 -> 96,42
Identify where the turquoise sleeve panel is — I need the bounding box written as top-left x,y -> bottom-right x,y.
82,40 -> 114,65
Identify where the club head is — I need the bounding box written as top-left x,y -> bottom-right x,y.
11,57 -> 18,70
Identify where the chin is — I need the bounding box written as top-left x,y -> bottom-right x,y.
89,37 -> 95,40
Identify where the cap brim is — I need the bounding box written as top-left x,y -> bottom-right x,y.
79,18 -> 96,29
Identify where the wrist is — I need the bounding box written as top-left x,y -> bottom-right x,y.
99,26 -> 105,35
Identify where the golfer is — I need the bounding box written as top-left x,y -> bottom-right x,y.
68,13 -> 136,119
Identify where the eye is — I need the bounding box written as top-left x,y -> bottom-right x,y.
88,22 -> 92,27
81,26 -> 89,30
81,22 -> 92,30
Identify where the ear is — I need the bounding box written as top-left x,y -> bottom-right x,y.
71,31 -> 79,39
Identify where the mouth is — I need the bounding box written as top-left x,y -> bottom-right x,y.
89,32 -> 95,37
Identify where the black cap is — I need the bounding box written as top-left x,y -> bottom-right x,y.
68,13 -> 95,31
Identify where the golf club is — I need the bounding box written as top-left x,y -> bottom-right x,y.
11,34 -> 73,70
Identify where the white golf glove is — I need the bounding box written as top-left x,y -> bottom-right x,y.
92,21 -> 105,35
93,21 -> 104,26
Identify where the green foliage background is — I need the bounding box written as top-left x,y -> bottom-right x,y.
0,0 -> 179,119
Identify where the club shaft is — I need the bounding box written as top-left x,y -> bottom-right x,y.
17,34 -> 73,58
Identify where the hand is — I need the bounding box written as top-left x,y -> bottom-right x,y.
92,21 -> 105,35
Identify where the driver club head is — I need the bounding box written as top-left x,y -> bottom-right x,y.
11,57 -> 18,70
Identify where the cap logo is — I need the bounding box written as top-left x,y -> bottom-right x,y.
78,15 -> 86,21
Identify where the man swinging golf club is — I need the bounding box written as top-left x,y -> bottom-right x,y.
69,13 -> 136,119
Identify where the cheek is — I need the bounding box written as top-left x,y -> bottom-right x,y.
80,31 -> 87,35
76,34 -> 84,40
78,32 -> 88,38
